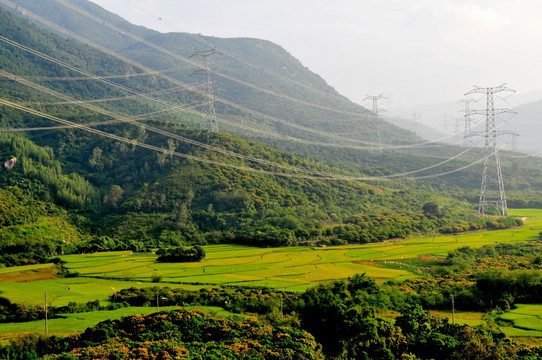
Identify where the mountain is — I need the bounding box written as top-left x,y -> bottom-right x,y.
508,99 -> 542,153
1,2 -> 542,268
0,0 -> 418,147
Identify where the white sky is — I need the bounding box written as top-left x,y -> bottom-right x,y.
88,0 -> 542,110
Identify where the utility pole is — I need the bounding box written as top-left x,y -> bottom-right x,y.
465,84 -> 517,217
364,94 -> 386,154
443,113 -> 448,134
411,113 -> 421,135
451,295 -> 455,324
190,49 -> 218,132
45,292 -> 48,334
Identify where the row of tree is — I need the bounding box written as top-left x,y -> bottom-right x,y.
2,274 -> 540,359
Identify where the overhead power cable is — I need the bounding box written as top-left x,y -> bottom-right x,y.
1,97 -> 489,182
0,32 -> 484,179
0,27 -> 455,152
0,69 -> 337,177
5,0 -> 463,150
1,67 -> 481,180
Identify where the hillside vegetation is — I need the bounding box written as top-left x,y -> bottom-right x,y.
0,4 -> 537,267
0,2 -> 542,358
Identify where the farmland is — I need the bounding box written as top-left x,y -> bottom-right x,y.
0,209 -> 541,345
1,209 -> 540,307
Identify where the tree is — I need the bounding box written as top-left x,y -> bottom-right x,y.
156,245 -> 206,262
88,146 -> 104,171
422,202 -> 445,219
103,185 -> 124,208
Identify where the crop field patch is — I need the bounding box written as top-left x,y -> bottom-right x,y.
1,210 -> 541,310
498,304 -> 542,333
0,268 -> 59,283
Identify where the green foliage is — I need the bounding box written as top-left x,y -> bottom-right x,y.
0,309 -> 324,359
156,245 -> 205,262
0,3 -> 532,253
0,132 -> 98,209
394,304 -> 524,360
111,286 -> 299,316
0,186 -> 88,267
298,274 -> 399,359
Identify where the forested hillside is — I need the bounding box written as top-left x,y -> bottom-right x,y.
2,0 -> 542,191
0,3 -> 539,266
1,2 -> 542,358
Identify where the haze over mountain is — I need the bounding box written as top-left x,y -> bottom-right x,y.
393,90 -> 542,153
86,0 -> 542,110
1,0 -> 425,149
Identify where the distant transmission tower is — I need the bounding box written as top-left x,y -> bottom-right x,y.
364,94 -> 385,154
190,49 -> 218,132
459,98 -> 474,136
465,84 -> 517,217
411,113 -> 420,135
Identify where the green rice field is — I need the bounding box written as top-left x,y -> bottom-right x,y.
498,304 -> 542,338
0,209 -> 541,341
1,209 -> 540,307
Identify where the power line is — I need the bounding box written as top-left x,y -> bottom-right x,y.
0,96 -> 487,183
118,0 -> 350,104
0,30 -> 488,181
1,67 -> 484,182
0,5 -> 498,180
0,29 -> 452,151
3,0 -> 465,151
0,69 -> 335,177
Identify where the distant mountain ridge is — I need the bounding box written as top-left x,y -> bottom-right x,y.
394,90 -> 542,152
1,1 -> 542,266
1,0 -> 420,147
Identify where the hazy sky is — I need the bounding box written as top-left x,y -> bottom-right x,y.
88,0 -> 542,110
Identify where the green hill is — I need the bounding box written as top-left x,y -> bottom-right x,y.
0,3 -> 538,267
0,0 -> 418,145
4,0 -> 542,193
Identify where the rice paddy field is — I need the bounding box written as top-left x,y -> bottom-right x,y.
0,208 -> 541,342
497,304 -> 542,339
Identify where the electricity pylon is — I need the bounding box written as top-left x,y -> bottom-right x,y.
459,98 -> 474,136
190,49 -> 218,132
364,94 -> 385,154
465,84 -> 516,217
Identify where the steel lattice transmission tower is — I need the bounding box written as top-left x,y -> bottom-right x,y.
190,49 -> 219,132
465,84 -> 516,217
364,94 -> 386,154
459,98 -> 475,136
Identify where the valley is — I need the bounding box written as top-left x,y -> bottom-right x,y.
0,0 -> 541,358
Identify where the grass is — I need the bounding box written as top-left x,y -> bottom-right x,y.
0,305 -> 240,344
0,209 -> 541,342
497,304 -> 542,338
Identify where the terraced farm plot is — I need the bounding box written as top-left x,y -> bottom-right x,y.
498,304 -> 542,338
1,209 -> 540,308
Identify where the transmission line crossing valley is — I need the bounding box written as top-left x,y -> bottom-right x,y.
3,0 -> 467,150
